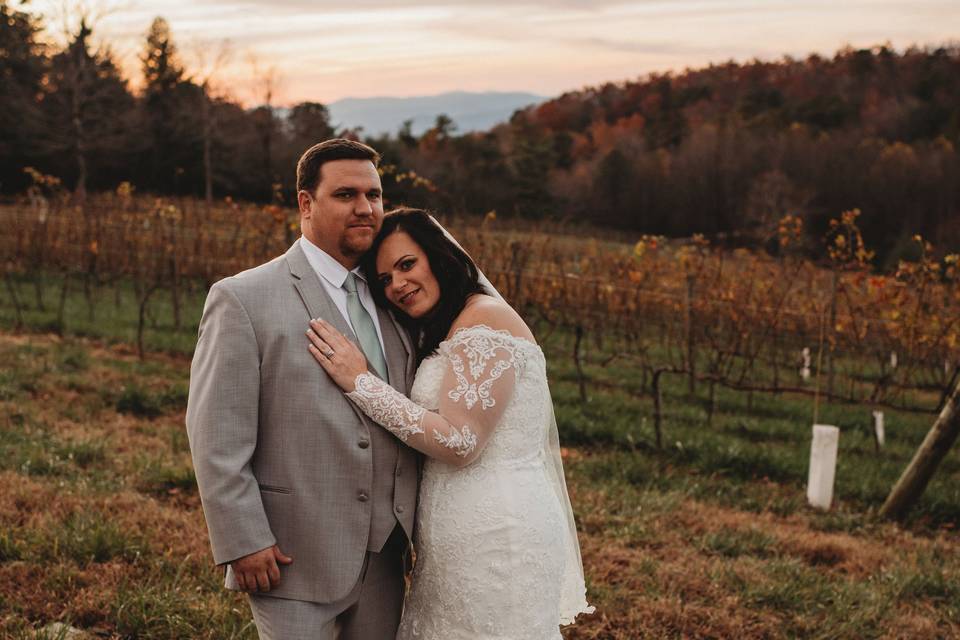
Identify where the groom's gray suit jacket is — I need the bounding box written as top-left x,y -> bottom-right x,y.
186,239 -> 419,603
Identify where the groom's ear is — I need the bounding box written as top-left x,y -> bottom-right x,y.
297,190 -> 313,216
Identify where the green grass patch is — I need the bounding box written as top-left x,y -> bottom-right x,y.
112,568 -> 256,640
0,530 -> 24,562
699,526 -> 777,558
58,438 -> 107,469
44,512 -> 145,565
113,578 -> 202,639
115,382 -> 187,419
0,419 -> 109,479
742,558 -> 833,613
887,550 -> 960,607
136,455 -> 197,496
0,422 -> 71,477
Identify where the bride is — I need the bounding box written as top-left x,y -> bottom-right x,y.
306,207 -> 593,638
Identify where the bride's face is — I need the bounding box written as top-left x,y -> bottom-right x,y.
375,231 -> 441,318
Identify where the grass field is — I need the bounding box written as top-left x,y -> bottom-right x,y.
1,278 -> 959,638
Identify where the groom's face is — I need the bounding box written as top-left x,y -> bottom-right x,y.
299,159 -> 384,268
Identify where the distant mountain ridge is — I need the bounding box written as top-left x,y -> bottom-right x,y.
327,91 -> 546,137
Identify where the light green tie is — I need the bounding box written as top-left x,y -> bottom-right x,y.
343,272 -> 388,380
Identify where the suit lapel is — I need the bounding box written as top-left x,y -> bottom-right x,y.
286,239 -> 357,343
388,310 -> 414,360
386,309 -> 416,389
286,239 -> 378,426
286,239 -> 408,393
376,306 -> 410,390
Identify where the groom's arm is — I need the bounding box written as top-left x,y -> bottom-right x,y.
186,279 -> 276,566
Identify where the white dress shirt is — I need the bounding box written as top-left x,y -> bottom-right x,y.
299,235 -> 386,354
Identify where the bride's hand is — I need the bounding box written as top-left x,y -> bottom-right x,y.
306,318 -> 368,392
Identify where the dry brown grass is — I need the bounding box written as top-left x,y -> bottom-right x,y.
1,331 -> 958,639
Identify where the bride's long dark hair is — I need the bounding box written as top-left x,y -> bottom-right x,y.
362,208 -> 486,364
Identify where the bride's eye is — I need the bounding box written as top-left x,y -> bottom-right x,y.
379,275 -> 391,287
400,258 -> 416,271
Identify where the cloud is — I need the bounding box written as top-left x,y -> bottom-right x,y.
187,0 -> 665,11
24,0 -> 960,104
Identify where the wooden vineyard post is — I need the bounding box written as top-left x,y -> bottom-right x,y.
880,378 -> 960,521
937,364 -> 960,413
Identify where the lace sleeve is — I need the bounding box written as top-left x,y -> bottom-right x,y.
345,326 -> 524,467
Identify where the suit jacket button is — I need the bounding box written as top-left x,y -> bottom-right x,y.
358,439 -> 370,449
395,505 -> 405,514
358,492 -> 369,502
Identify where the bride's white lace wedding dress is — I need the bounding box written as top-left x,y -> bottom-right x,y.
345,324 -> 593,639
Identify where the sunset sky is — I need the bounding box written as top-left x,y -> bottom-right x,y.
27,0 -> 960,106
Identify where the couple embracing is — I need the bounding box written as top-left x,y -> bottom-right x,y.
185,139 -> 593,639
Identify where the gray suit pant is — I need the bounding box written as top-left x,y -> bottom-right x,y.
248,526 -> 407,640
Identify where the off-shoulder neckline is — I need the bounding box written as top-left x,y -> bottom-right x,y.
439,324 -> 543,354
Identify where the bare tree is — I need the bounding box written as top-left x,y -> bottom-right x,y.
248,54 -> 284,198
45,1 -> 126,202
190,40 -> 233,203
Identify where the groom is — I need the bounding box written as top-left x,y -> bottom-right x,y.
186,138 -> 419,639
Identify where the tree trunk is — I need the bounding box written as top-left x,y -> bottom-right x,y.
771,332 -> 780,394
707,379 -> 717,426
83,272 -> 95,322
137,286 -> 158,360
56,272 -> 71,333
170,256 -> 182,330
880,379 -> 960,520
33,277 -> 45,312
71,81 -> 88,204
686,276 -> 696,395
827,270 -> 838,396
202,90 -> 214,204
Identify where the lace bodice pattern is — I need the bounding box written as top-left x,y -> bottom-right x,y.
347,325 -> 546,469
410,326 -> 550,470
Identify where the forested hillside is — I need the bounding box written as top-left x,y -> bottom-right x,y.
374,45 -> 960,264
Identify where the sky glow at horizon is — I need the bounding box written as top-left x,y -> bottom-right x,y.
26,0 -> 960,106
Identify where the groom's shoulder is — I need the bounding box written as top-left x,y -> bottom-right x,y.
209,253 -> 289,301
234,253 -> 288,282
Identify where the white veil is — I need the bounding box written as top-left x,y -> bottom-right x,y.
430,216 -> 595,625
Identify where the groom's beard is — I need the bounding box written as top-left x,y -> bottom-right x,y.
340,233 -> 376,262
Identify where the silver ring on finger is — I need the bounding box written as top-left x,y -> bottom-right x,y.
323,348 -> 335,359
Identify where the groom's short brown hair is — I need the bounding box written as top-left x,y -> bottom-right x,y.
296,138 -> 380,194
